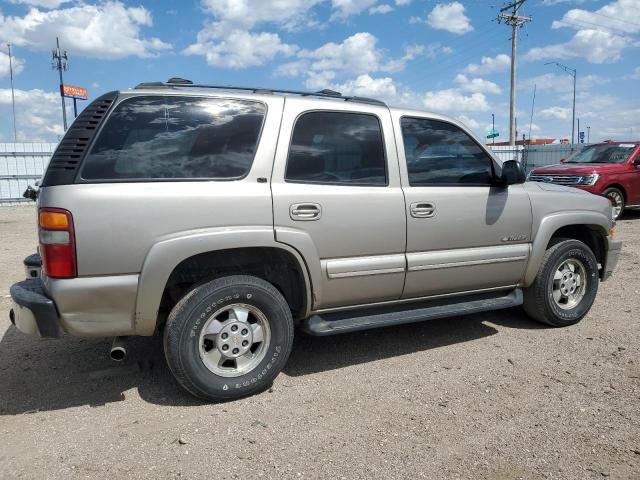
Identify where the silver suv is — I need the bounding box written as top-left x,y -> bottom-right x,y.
10,78 -> 621,402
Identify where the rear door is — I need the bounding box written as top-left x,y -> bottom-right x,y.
393,113 -> 532,299
271,97 -> 406,310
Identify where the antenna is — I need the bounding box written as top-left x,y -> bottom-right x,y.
52,37 -> 69,131
7,43 -> 17,142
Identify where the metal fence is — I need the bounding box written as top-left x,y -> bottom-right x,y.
0,141 -> 583,204
489,144 -> 579,173
0,143 -> 56,205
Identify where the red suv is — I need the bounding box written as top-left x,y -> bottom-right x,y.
528,141 -> 640,219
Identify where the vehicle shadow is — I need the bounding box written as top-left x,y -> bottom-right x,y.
0,307 -> 540,414
620,210 -> 640,221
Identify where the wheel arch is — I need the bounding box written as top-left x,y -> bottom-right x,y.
524,212 -> 610,286
134,227 -> 313,335
602,183 -> 627,202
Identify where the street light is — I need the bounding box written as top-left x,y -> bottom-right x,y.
545,61 -> 576,146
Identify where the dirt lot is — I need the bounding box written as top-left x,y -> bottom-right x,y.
0,204 -> 638,480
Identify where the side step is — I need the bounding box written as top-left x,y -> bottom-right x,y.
302,289 -> 523,336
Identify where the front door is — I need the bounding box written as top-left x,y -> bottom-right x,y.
393,114 -> 532,299
272,98 -> 406,310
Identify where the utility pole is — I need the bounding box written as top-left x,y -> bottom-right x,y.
498,0 -> 531,146
492,113 -> 495,146
545,61 -> 576,146
7,43 -> 17,143
587,126 -> 590,143
577,118 -> 580,144
51,37 -> 68,131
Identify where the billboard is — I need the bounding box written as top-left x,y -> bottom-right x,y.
62,84 -> 88,100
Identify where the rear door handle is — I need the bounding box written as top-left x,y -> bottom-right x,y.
290,203 -> 322,221
410,202 -> 436,218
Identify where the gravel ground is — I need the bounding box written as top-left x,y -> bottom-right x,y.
0,204 -> 638,480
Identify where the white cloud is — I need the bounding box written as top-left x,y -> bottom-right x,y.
528,0 -> 640,64
542,0 -> 588,4
552,0 -> 640,35
427,2 -> 473,34
520,73 -> 608,93
464,54 -> 510,75
9,0 -> 70,8
454,74 -> 501,94
277,32 -> 404,85
457,114 -> 481,129
331,0 -> 378,19
527,29 -> 633,64
305,70 -> 337,90
423,89 -> 489,112
201,0 -> 323,32
633,66 -> 640,80
184,28 -> 297,68
0,51 -> 25,78
539,106 -> 572,120
333,74 -> 398,99
395,0 -> 411,4
0,2 -> 171,59
0,88 -> 63,142
369,4 -> 393,14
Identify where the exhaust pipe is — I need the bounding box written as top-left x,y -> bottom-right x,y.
110,336 -> 127,362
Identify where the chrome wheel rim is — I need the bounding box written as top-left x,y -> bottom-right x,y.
607,191 -> 623,218
198,303 -> 270,378
551,259 -> 587,310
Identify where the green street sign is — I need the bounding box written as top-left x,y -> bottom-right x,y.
486,130 -> 499,139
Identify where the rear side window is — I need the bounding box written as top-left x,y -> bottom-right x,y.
401,117 -> 494,186
81,96 -> 266,180
285,111 -> 387,186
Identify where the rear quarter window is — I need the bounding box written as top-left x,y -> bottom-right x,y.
80,96 -> 266,180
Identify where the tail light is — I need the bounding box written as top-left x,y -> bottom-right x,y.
39,208 -> 77,279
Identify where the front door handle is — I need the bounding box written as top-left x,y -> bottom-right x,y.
410,202 -> 436,218
290,203 -> 322,221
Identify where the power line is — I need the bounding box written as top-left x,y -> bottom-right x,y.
553,18 -> 639,36
586,11 -> 640,30
497,0 -> 531,146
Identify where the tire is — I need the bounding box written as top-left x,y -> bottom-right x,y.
164,275 -> 294,402
523,239 -> 599,327
603,187 -> 625,220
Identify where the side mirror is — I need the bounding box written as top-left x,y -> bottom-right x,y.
633,158 -> 640,168
497,160 -> 525,186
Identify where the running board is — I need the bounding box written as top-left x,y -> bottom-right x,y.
302,289 -> 523,336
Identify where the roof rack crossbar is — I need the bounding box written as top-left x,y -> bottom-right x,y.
134,81 -> 387,107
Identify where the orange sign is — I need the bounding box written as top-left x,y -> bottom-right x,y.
62,84 -> 88,99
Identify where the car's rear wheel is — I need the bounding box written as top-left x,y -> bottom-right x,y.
603,187 -> 625,220
523,239 -> 599,327
164,275 -> 294,402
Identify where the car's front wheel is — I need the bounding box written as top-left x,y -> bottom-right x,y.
164,275 -> 294,402
603,187 -> 625,220
523,239 -> 599,327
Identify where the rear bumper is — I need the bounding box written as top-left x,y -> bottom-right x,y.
9,279 -> 61,338
602,236 -> 622,281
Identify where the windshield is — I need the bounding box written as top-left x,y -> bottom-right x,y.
566,144 -> 637,164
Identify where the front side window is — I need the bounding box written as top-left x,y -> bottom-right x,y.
286,111 -> 387,186
401,117 -> 494,186
81,96 -> 266,180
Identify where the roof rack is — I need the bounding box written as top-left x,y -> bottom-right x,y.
134,78 -> 387,107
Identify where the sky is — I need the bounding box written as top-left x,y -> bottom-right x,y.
0,0 -> 638,144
